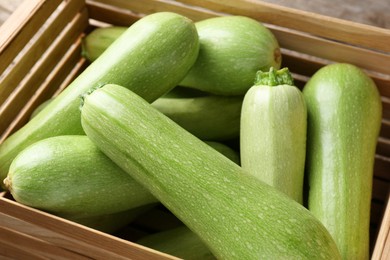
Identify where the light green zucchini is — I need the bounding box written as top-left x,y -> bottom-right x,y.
29,98 -> 53,120
4,135 -> 157,218
0,12 -> 199,188
180,15 -> 281,95
240,68 -> 306,203
151,95 -> 243,141
80,83 -> 341,259
137,226 -> 215,260
303,63 -> 382,259
82,26 -> 127,62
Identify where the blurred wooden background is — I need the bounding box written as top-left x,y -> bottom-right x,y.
0,0 -> 389,28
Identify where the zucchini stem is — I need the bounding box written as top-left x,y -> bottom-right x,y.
254,67 -> 294,86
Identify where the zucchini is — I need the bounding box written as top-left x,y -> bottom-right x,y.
180,15 -> 281,95
0,12 -> 199,188
303,63 -> 382,259
29,98 -> 53,120
80,83 -> 341,259
152,94 -> 243,141
137,226 -> 215,260
240,68 -> 306,203
4,135 -> 157,218
82,26 -> 127,62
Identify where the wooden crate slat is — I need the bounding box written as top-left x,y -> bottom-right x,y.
380,120 -> 390,140
86,0 -> 142,26
281,49 -> 390,99
0,197 -> 178,260
377,137 -> 390,158
0,8 -> 89,135
374,155 -> 390,181
0,239 -> 45,260
0,0 -> 63,75
383,97 -> 390,121
372,194 -> 390,260
177,0 -> 390,53
270,24 -> 390,75
0,0 -> 85,106
0,226 -> 91,260
0,38 -> 86,141
92,0 -> 221,22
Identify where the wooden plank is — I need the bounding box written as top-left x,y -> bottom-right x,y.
380,120 -> 390,140
0,38 -> 86,141
86,0 -> 141,26
0,197 -> 178,260
0,226 -> 91,260
0,8 -> 88,135
0,0 -> 63,74
372,194 -> 390,260
377,137 -> 390,158
177,0 -> 390,52
0,0 -> 85,106
374,155 -> 390,181
281,49 -> 390,99
0,239 -> 45,260
269,24 -> 390,75
91,0 -> 220,22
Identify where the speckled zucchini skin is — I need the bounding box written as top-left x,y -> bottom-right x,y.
0,12 -> 199,188
152,95 -> 243,141
81,84 -> 341,259
303,63 -> 382,259
180,15 -> 281,95
4,135 -> 157,218
240,68 -> 307,204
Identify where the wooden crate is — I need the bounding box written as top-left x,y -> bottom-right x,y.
0,0 -> 389,258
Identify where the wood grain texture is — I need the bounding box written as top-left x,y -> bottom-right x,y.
1,0 -> 389,28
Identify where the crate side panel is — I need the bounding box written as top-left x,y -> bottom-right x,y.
0,0 -> 64,74
0,0 -> 85,106
372,195 -> 390,260
270,25 -> 390,75
0,226 -> 91,260
0,197 -> 178,259
91,0 -> 221,22
0,9 -> 89,135
0,39 -> 87,141
86,0 -> 142,26
177,0 -> 390,52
